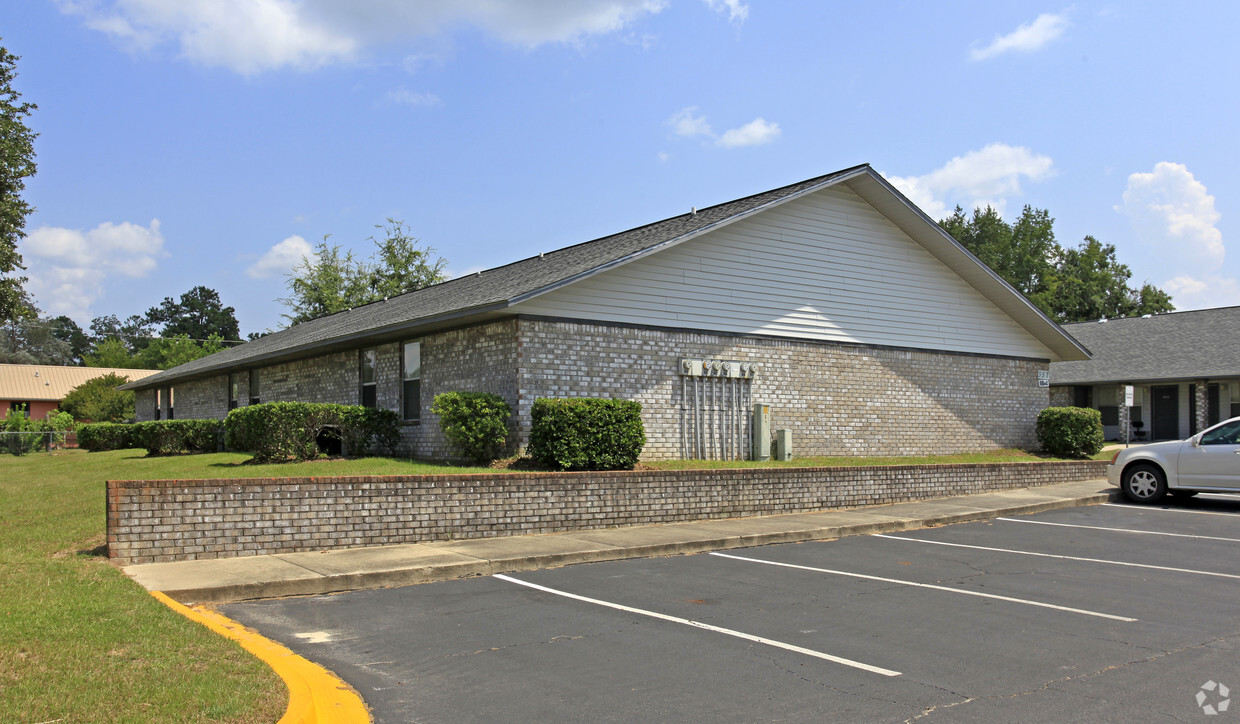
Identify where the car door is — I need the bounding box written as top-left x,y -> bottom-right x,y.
1177,420 -> 1240,488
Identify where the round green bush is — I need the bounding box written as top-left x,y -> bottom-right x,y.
1036,407 -> 1104,458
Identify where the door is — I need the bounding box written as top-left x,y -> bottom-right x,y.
1152,385 -> 1179,440
1178,419 -> 1240,488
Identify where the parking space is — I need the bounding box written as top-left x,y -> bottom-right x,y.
221,499 -> 1240,722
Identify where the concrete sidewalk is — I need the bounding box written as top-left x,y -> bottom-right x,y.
126,478 -> 1116,604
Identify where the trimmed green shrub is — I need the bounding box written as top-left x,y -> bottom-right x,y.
338,406 -> 401,457
225,402 -> 401,463
431,391 -> 512,463
528,397 -> 645,471
131,419 -> 223,456
77,422 -> 137,452
1036,407 -> 1105,458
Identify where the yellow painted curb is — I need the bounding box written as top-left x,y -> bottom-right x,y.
150,591 -> 371,723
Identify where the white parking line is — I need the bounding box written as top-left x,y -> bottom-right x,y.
708,552 -> 1135,622
874,534 -> 1240,581
493,574 -> 902,677
996,517 -> 1240,543
1103,503 -> 1240,517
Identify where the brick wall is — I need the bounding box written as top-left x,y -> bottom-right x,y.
517,318 -> 1049,459
106,460 -> 1108,564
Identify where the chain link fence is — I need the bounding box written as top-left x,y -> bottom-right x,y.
1,430 -> 77,455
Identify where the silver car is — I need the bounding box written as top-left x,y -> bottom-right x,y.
1108,415 -> 1240,503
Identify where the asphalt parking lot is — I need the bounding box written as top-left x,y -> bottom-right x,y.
222,496 -> 1240,722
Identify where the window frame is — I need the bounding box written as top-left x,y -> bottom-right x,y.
401,340 -> 422,422
360,348 -> 378,408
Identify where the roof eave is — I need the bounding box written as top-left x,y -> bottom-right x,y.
120,302 -> 514,390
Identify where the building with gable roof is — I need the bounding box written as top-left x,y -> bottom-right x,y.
122,164 -> 1089,460
1050,306 -> 1240,441
1,363 -> 160,420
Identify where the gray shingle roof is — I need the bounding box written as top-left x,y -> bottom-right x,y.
1050,306 -> 1240,384
124,165 -> 871,390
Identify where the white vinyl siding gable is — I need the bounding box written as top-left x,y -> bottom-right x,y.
511,185 -> 1055,359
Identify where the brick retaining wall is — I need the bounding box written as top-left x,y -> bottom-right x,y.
107,461 -> 1108,565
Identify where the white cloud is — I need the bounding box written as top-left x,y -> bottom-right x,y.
970,12 -> 1070,61
885,143 -> 1054,220
20,219 -> 166,321
703,0 -> 748,24
58,0 -> 670,74
666,107 -> 781,149
667,106 -> 713,138
1162,275 -> 1240,310
247,235 -> 316,279
1117,162 -> 1224,264
716,117 -> 780,148
385,89 -> 441,108
1115,162 -> 1234,310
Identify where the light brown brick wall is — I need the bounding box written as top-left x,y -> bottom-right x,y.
517,318 -> 1049,459
106,460 -> 1108,564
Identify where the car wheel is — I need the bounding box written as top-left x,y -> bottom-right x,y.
1122,464 -> 1167,504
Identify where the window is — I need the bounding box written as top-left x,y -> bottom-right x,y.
402,341 -> 421,421
1202,421 -> 1240,446
1073,386 -> 1092,408
154,389 -> 161,420
1099,406 -> 1119,426
228,373 -> 242,410
360,348 -> 377,408
166,388 -> 175,420
249,370 -> 261,405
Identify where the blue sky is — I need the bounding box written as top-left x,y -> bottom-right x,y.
8,1 -> 1239,337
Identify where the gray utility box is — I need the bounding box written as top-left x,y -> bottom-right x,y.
775,429 -> 792,461
753,403 -> 771,461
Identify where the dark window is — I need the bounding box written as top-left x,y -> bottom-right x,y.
228,373 -> 242,410
1073,386 -> 1092,408
360,348 -> 377,408
1201,420 -> 1240,445
154,389 -> 161,420
402,341 -> 421,421
1100,406 -> 1119,426
1208,383 -> 1221,426
249,370 -> 260,406
166,388 -> 174,420
9,401 -> 28,414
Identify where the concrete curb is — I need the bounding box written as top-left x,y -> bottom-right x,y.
137,482 -> 1116,604
149,591 -> 371,723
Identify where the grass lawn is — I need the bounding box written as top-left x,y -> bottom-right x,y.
0,448 -> 498,723
0,445 -> 1104,721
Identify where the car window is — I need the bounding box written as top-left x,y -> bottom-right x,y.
1201,421 -> 1240,445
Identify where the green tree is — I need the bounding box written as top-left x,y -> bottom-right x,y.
88,313 -> 155,355
940,206 -> 1174,323
279,219 -> 448,325
1047,236 -> 1175,322
0,43 -> 37,327
58,372 -> 136,422
83,337 -> 140,368
47,315 -> 90,364
144,285 -> 241,343
0,314 -> 74,365
134,333 -> 225,370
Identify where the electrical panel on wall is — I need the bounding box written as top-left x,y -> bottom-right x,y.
679,358 -> 758,379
